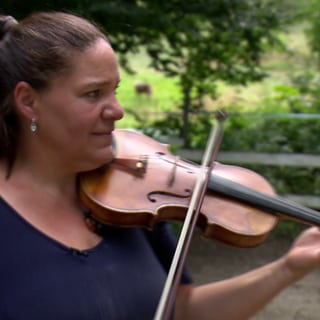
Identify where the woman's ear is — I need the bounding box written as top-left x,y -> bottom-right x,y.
14,81 -> 38,121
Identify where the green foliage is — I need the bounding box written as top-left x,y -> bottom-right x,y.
238,163 -> 320,196
270,221 -> 306,240
261,73 -> 320,113
145,111 -> 320,154
305,0 -> 320,66
0,1 -> 282,80
221,116 -> 320,153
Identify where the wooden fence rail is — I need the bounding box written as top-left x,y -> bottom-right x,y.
174,149 -> 320,209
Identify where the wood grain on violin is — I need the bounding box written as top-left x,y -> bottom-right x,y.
79,129 -> 320,248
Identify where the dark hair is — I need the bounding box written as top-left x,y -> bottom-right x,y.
0,12 -> 108,175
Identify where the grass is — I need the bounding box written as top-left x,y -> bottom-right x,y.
116,49 -> 181,128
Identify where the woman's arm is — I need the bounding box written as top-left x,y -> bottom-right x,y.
175,226 -> 320,320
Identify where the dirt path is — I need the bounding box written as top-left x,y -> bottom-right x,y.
187,230 -> 320,319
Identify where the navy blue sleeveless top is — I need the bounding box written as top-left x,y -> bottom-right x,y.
0,198 -> 191,319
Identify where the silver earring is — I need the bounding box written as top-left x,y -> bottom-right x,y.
30,118 -> 38,132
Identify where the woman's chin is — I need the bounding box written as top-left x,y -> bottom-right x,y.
81,149 -> 114,172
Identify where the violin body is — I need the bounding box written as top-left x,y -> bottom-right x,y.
79,129 -> 279,248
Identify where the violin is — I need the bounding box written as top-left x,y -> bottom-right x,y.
79,128 -> 320,248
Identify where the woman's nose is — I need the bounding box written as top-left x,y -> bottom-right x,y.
101,97 -> 124,121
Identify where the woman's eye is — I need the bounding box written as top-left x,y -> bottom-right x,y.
85,90 -> 100,99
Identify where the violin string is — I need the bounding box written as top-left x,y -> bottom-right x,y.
115,155 -> 198,172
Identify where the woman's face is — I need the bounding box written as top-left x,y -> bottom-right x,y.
34,39 -> 124,172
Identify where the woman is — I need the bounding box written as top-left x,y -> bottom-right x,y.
0,11 -> 320,320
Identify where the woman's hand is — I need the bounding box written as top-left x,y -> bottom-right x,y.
283,226 -> 320,280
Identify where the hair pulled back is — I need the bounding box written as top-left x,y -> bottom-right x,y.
0,12 -> 108,175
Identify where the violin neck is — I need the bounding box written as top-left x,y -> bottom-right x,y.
208,174 -> 320,226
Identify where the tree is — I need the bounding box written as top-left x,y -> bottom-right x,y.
305,0 -> 320,67
1,0 -> 282,145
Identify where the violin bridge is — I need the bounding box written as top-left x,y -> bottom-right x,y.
168,156 -> 179,187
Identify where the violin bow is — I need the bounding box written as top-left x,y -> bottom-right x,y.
154,111 -> 228,320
